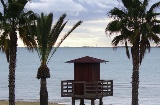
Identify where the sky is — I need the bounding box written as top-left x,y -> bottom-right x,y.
2,0 -> 160,47
23,0 -> 120,47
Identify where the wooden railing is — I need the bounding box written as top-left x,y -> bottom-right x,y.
61,80 -> 113,98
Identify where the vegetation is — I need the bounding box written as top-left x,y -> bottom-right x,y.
27,13 -> 82,105
106,0 -> 160,105
0,0 -> 36,105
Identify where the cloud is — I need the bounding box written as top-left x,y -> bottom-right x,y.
26,0 -> 86,16
25,0 -> 120,21
77,0 -> 118,9
58,18 -> 113,47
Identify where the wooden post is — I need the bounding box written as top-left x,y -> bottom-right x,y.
99,98 -> 103,105
91,99 -> 95,105
72,97 -> 75,105
80,99 -> 85,105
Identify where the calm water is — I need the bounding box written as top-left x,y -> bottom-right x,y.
0,47 -> 160,105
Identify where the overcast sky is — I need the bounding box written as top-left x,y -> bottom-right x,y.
5,0 -> 160,47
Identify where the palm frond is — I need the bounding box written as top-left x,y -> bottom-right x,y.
148,32 -> 160,44
146,12 -> 160,22
45,14 -> 67,61
106,20 -> 122,34
0,0 -> 7,14
50,14 -> 66,38
142,0 -> 149,9
47,20 -> 82,64
139,37 -> 150,64
152,19 -> 160,23
121,0 -> 133,9
111,34 -> 125,46
49,14 -> 67,46
6,0 -> 28,20
46,20 -> 69,61
19,25 -> 37,50
151,25 -> 160,34
125,41 -> 130,59
18,9 -> 37,51
109,7 -> 126,18
148,1 -> 160,13
37,13 -> 49,63
43,13 -> 53,41
0,34 -> 10,62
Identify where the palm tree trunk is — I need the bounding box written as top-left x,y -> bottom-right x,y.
131,46 -> 140,105
9,30 -> 17,105
40,78 -> 48,105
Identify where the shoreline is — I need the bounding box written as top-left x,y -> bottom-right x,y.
0,100 -> 66,105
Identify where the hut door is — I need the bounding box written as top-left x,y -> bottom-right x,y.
74,64 -> 85,95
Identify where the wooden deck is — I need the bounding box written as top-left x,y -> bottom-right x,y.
61,80 -> 113,99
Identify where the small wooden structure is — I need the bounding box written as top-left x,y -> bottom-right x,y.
61,56 -> 113,105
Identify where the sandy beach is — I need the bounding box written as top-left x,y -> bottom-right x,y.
0,101 -> 66,105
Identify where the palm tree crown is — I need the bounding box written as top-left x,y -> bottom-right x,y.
29,13 -> 82,79
106,0 -> 160,63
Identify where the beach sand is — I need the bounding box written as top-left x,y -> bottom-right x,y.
0,101 -> 66,105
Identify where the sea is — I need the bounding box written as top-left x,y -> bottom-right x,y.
0,47 -> 160,105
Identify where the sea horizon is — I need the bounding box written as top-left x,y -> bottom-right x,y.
0,47 -> 160,105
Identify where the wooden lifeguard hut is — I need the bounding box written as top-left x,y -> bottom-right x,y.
61,56 -> 113,105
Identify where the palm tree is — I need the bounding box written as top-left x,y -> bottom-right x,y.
106,0 -> 160,105
0,0 -> 36,105
28,13 -> 82,105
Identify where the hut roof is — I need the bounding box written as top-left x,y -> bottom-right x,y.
65,56 -> 108,63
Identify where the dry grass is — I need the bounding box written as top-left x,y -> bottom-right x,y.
0,101 -> 66,105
